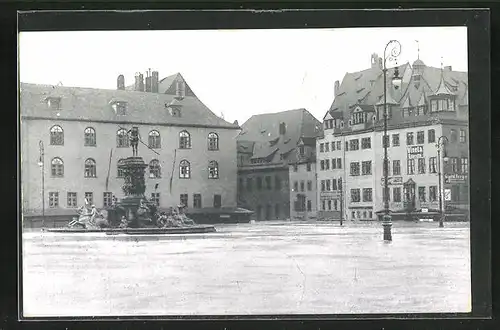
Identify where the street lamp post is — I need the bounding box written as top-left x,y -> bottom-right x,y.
382,40 -> 402,242
436,136 -> 449,228
37,140 -> 45,229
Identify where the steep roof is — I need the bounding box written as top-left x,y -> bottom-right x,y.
20,82 -> 239,129
237,108 -> 322,165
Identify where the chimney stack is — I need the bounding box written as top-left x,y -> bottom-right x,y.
135,73 -> 145,92
334,80 -> 340,96
378,57 -> 383,70
145,71 -> 152,93
371,53 -> 380,69
152,71 -> 159,93
117,74 -> 125,90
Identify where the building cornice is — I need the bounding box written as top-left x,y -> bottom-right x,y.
20,115 -> 242,130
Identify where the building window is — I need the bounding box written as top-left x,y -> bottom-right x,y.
103,192 -> 113,207
262,176 -> 271,190
428,129 -> 436,143
416,105 -> 427,115
193,194 -> 202,208
332,179 -> 338,191
148,130 -> 161,149
205,132 -> 219,151
392,134 -> 400,147
362,188 -> 373,202
337,141 -> 341,150
85,192 -> 93,205
322,200 -> 326,211
393,160 -> 401,176
418,186 -> 426,202
407,159 -> 415,175
429,186 -> 437,202
320,143 -> 324,152
325,180 -> 330,191
320,180 -> 325,192
84,127 -> 96,146
179,160 -> 191,178
151,192 -> 160,206
429,157 -> 437,173
325,159 -> 330,170
180,194 -> 188,207
332,158 -> 337,169
112,101 -> 127,115
337,158 -> 342,169
345,141 -> 349,151
306,163 -> 311,172
247,178 -> 253,191
49,192 -> 59,208
67,192 -> 77,208
117,159 -> 125,177
307,200 -> 312,212
50,125 -> 64,145
304,180 -> 311,191
350,162 -> 360,176
208,161 -> 219,179
46,97 -> 61,110
406,132 -> 414,145
417,131 -> 425,144
179,130 -> 191,149
331,142 -> 336,151
460,129 -> 466,143
451,157 -> 459,173
361,137 -> 371,149
382,135 -> 390,148
361,161 -> 372,175
116,128 -> 129,148
450,129 -> 458,143
351,189 -> 361,203
149,159 -> 161,178
393,187 -> 401,202
349,139 -> 359,150
327,200 -> 332,210
84,158 -> 96,178
320,160 -> 325,170
325,143 -> 329,152
418,158 -> 426,174
51,157 -> 64,177
299,180 -> 305,192
461,157 -> 468,173
254,177 -> 262,190
214,194 -> 222,208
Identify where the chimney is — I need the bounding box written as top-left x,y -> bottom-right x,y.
117,74 -> 125,90
233,120 -> 239,126
279,122 -> 286,135
378,57 -> 383,70
138,73 -> 144,92
334,80 -> 340,96
145,73 -> 152,93
152,71 -> 159,93
444,65 -> 452,71
371,53 -> 380,69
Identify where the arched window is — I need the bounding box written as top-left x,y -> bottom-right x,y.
84,127 -> 96,146
117,158 -> 125,178
51,157 -> 64,177
116,128 -> 129,148
179,130 -> 191,149
148,130 -> 161,149
149,159 -> 161,178
208,160 -> 219,179
84,158 -> 96,178
50,125 -> 64,145
208,132 -> 219,151
179,160 -> 190,179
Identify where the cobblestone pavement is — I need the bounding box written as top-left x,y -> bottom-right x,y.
22,221 -> 470,317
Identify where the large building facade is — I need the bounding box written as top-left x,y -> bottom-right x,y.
21,72 -> 240,226
237,109 -> 322,221
317,54 -> 469,221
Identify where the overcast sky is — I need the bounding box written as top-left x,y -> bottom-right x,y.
19,27 -> 467,124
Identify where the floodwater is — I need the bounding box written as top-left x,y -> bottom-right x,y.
22,221 -> 471,317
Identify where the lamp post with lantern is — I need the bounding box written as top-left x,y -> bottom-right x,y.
381,40 -> 403,242
436,135 -> 449,228
37,140 -> 45,229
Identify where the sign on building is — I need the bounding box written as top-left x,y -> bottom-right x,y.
407,146 -> 424,159
444,173 -> 468,183
320,191 -> 339,200
380,176 -> 403,186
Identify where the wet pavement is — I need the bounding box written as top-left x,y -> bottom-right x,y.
22,221 -> 471,317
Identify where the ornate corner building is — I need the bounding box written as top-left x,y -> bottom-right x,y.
317,54 -> 469,221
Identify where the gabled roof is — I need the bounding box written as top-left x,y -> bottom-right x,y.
20,82 -> 239,129
431,71 -> 455,96
352,104 -> 376,113
237,108 -> 322,165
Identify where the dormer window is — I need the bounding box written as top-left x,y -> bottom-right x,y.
299,146 -> 305,157
430,98 -> 455,112
171,107 -> 181,117
46,97 -> 61,110
111,101 -> 127,115
351,110 -> 367,125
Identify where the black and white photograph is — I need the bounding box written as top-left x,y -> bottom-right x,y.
19,15 -> 475,318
